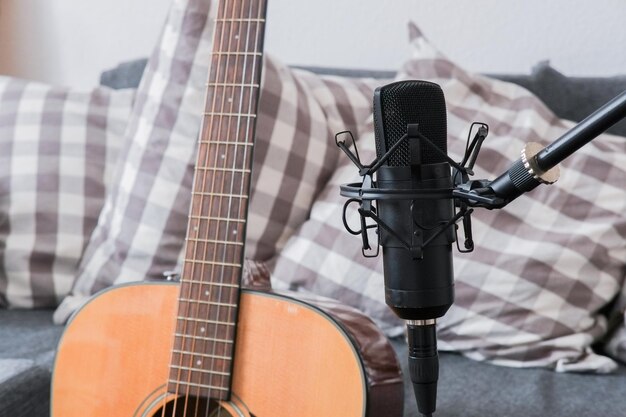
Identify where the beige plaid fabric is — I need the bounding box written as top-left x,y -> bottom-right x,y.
270,23 -> 626,372
0,77 -> 134,307
54,0 -> 380,322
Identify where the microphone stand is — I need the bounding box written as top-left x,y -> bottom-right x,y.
337,90 -> 626,416
456,90 -> 626,209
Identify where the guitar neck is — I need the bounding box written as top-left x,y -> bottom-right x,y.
168,0 -> 268,400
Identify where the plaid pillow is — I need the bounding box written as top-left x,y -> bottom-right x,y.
0,77 -> 134,308
53,0 -> 379,322
270,23 -> 626,372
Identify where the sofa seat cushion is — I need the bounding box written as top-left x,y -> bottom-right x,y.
0,360 -> 52,417
390,338 -> 626,417
0,309 -> 64,368
0,309 -> 63,417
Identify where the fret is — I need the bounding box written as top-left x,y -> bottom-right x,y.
189,215 -> 246,223
211,52 -> 263,57
175,333 -> 233,344
198,140 -> 254,147
191,169 -> 248,187
204,112 -> 257,117
185,236 -> 244,246
194,167 -> 251,173
169,379 -> 230,391
171,350 -> 231,361
176,280 -> 238,305
170,365 -> 231,376
171,365 -> 230,376
215,18 -> 266,22
192,192 -> 249,199
189,204 -> 247,226
177,316 -> 236,326
182,279 -> 240,288
183,259 -> 242,268
178,298 -> 238,308
185,243 -> 243,259
182,284 -> 240,299
206,82 -> 260,88
176,285 -> 238,320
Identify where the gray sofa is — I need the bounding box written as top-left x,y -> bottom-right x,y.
1,61 -> 625,417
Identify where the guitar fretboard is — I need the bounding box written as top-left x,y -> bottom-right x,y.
167,0 -> 267,400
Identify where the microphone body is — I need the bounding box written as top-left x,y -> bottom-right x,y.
373,80 -> 455,416
373,81 -> 455,320
377,165 -> 455,320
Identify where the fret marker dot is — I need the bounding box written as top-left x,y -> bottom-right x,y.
205,290 -> 210,296
193,226 -> 199,231
196,360 -> 202,366
221,154 -> 226,159
228,97 -> 233,103
234,35 -> 239,40
200,327 -> 206,333
232,230 -> 238,235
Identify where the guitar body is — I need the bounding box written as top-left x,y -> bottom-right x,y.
52,283 -> 404,417
52,2 -> 404,415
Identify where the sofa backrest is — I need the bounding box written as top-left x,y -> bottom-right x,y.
100,58 -> 626,137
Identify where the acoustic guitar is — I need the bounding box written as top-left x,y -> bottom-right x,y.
51,0 -> 403,415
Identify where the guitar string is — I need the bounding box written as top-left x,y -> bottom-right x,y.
191,0 -> 241,416
218,0 -> 262,390
213,2 -> 263,415
160,2 -> 221,412
202,1 -> 247,416
162,0 -> 263,414
218,2 -> 259,417
211,0 -> 258,415
167,1 -> 230,416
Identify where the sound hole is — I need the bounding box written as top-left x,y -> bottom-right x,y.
150,396 -> 233,417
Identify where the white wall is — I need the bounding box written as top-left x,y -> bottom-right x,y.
0,0 -> 170,88
266,0 -> 626,76
1,0 -> 625,89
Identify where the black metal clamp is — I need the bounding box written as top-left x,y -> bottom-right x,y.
336,122 -> 491,258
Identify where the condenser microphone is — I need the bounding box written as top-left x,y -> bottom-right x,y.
337,81 -> 626,417
373,80 -> 455,417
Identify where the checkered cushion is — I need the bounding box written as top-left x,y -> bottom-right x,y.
0,77 -> 134,308
54,0 -> 380,322
270,23 -> 626,372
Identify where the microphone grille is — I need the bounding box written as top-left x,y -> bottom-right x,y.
374,80 -> 447,166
